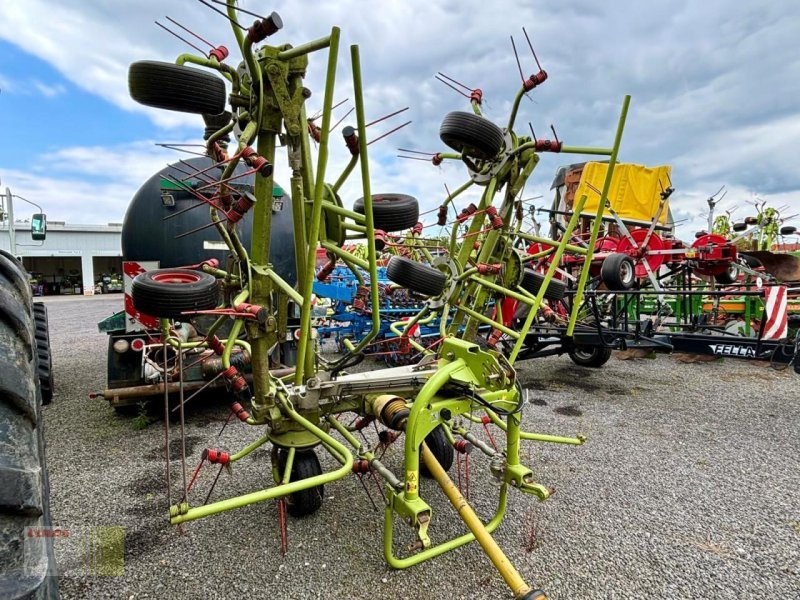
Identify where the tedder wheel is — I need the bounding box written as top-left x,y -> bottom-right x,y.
353,193 -> 420,232
600,253 -> 636,290
519,269 -> 566,302
0,255 -> 58,599
132,268 -> 219,320
568,345 -> 612,368
744,216 -> 758,225
741,254 -> 762,269
781,225 -> 797,236
419,425 -> 454,478
439,111 -> 505,160
33,303 -> 54,405
277,449 -> 324,518
386,256 -> 446,297
128,60 -> 227,115
714,264 -> 739,285
732,222 -> 747,232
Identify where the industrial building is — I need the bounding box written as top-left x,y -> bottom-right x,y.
0,221 -> 122,295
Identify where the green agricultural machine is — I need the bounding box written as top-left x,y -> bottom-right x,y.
126,4 -> 633,597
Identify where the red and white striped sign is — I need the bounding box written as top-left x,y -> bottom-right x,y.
762,285 -> 788,340
123,261 -> 159,332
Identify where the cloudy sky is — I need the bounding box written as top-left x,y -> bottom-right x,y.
0,0 -> 798,238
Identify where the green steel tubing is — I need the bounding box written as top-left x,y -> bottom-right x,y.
170,395 -> 353,524
280,448 -> 295,483
229,432 -> 271,462
389,308 -> 434,354
341,44 -> 381,358
560,145 -> 613,156
516,231 -> 588,255
340,256 -> 365,285
384,485 -> 508,568
175,54 -> 231,82
566,95 -> 630,337
507,192 -> 589,363
320,241 -> 369,269
457,305 -> 520,339
295,27 -> 341,385
507,87 -> 527,131
469,274 -> 539,306
462,410 -> 584,445
225,0 -> 245,49
320,201 -> 366,223
222,318 -> 244,370
333,154 -> 359,192
440,178 -> 474,211
403,358 -> 466,501
277,35 -> 334,60
266,269 -> 304,305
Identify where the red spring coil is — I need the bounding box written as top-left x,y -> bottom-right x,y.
485,206 -> 504,229
481,414 -> 492,425
352,459 -> 371,474
477,263 -> 503,276
473,241 -> 481,251
516,203 -> 524,222
487,328 -> 503,348
209,45 -> 229,62
231,401 -> 250,422
411,222 -> 423,236
241,147 -> 273,176
378,430 -> 400,445
453,440 -> 473,454
308,121 -> 322,143
247,16 -> 281,44
432,153 -> 443,166
437,205 -> 448,226
354,416 -> 374,430
457,203 -> 478,223
470,89 -> 483,104
208,335 -> 225,356
523,70 -> 548,91
226,194 -> 256,224
317,260 -> 336,281
374,229 -> 388,251
534,139 -> 563,153
224,367 -> 248,393
235,302 -> 267,322
204,448 -> 231,465
342,126 -> 359,155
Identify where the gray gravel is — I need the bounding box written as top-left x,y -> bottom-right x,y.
40,295 -> 799,599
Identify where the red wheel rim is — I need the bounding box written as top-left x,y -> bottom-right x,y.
615,228 -> 666,278
151,271 -> 201,284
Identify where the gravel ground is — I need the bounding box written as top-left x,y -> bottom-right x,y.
39,295 -> 799,599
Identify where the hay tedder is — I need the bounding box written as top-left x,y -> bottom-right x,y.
125,4 -> 653,597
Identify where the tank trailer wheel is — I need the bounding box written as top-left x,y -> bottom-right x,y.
419,425 -> 455,478
353,193 -> 420,232
600,253 -> 636,290
277,449 -> 325,518
439,111 -> 505,160
131,268 -> 219,320
33,303 -> 54,405
129,60 -> 227,115
519,269 -> 566,302
386,256 -> 447,297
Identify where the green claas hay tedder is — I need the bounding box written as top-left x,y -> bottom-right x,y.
126,3 -> 634,597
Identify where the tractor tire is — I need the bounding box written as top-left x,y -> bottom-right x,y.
129,60 -> 227,115
600,253 -> 636,290
568,345 -> 612,368
781,225 -> 797,236
277,449 -> 324,518
132,269 -> 219,320
732,222 -> 747,232
0,257 -> 58,599
519,270 -> 566,301
439,111 -> 505,160
0,250 -> 32,300
353,194 -> 419,232
386,257 -> 446,297
33,304 -> 54,406
419,426 -> 454,478
714,264 -> 739,285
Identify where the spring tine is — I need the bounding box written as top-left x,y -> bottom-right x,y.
396,155 -> 431,162
398,148 -> 437,156
511,36 -> 525,83
209,0 -> 268,20
366,106 -> 409,128
156,141 -> 209,158
436,72 -> 473,91
165,16 -> 215,49
195,0 -> 246,30
331,107 -> 354,131
522,26 -> 543,70
175,218 -> 227,239
367,120 -> 412,146
357,474 -> 379,511
529,122 -> 537,142
163,335 -> 172,510
434,75 -> 471,98
203,464 -> 225,505
155,20 -> 208,56
162,200 -> 211,221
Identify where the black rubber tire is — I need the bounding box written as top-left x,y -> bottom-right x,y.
129,60 -> 227,115
420,426 -> 454,478
439,111 -> 505,160
741,254 -> 762,269
600,253 -> 636,290
386,257 -> 446,297
568,345 -> 612,368
714,264 -> 739,285
277,449 -> 324,518
33,304 -> 54,406
0,250 -> 31,301
132,269 -> 219,320
0,256 -> 59,599
694,231 -> 707,239
519,270 -> 566,301
732,222 -> 747,232
781,225 -> 797,236
744,216 -> 758,225
353,194 -> 420,232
